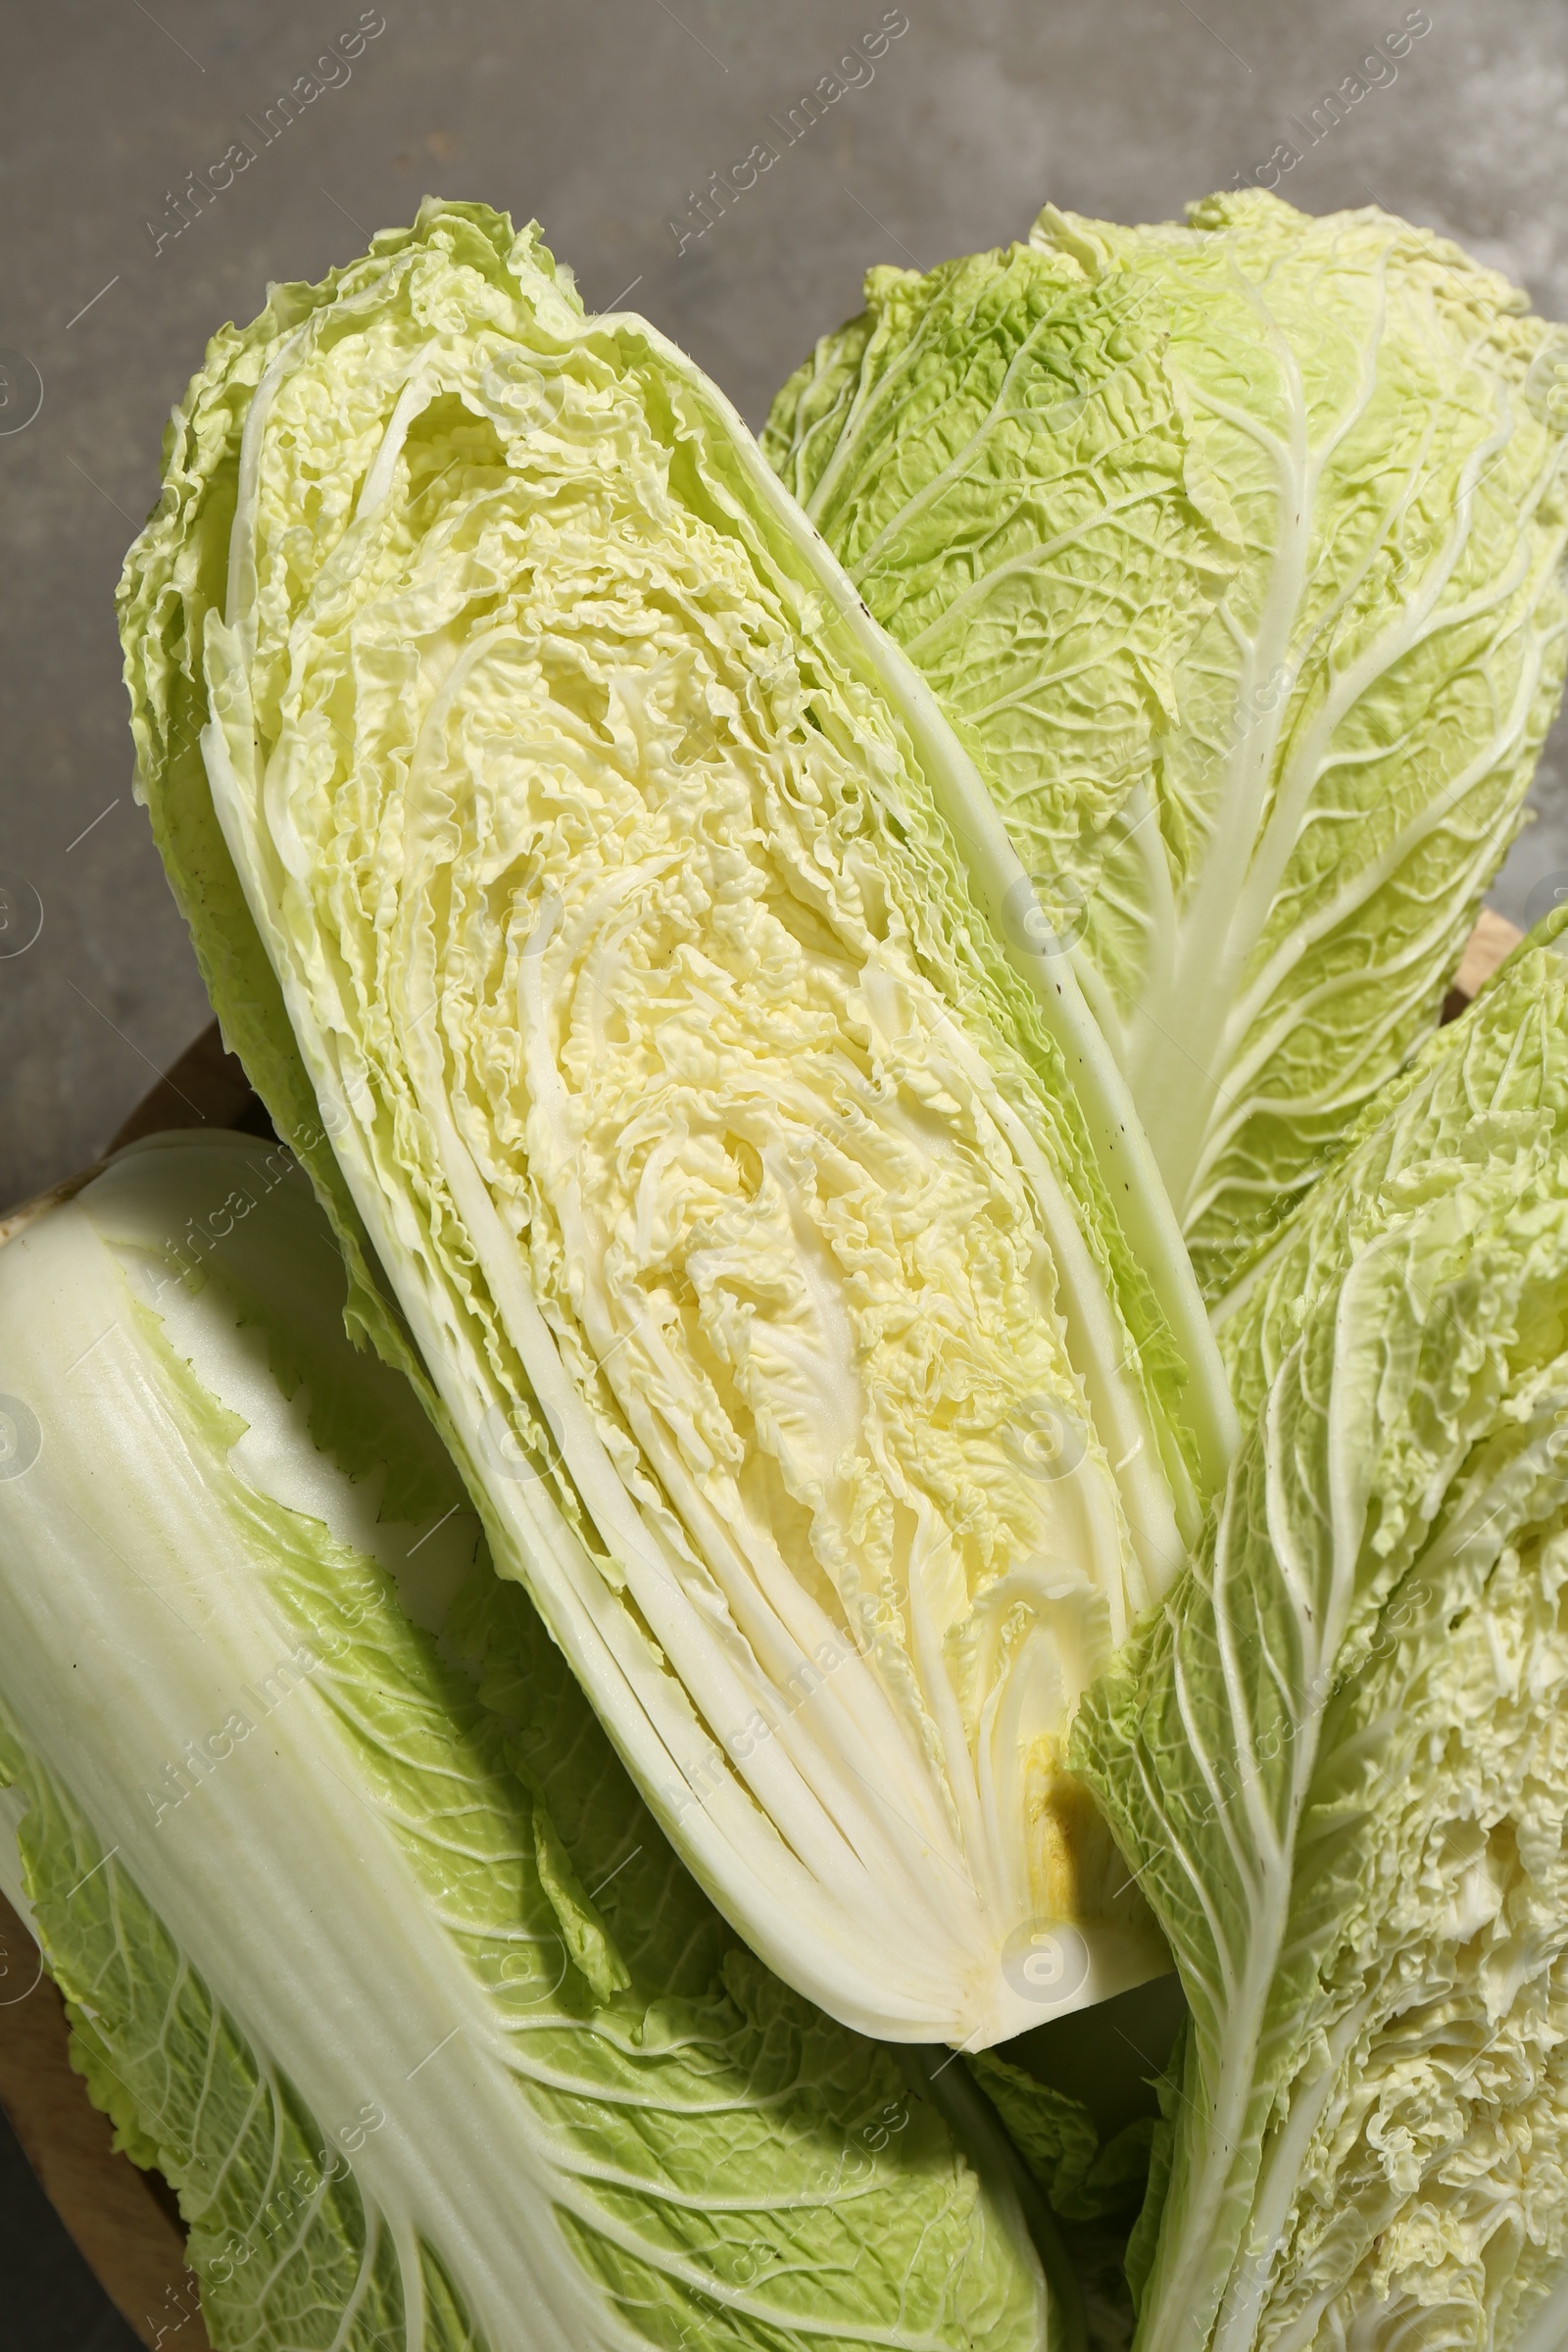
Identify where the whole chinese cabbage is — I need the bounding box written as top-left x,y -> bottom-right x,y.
1072,922 -> 1568,2351
117,200 -> 1235,2049
762,190 -> 1568,1300
0,1131 -> 1066,2352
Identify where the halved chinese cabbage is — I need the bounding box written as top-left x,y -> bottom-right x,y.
117,200 -> 1234,2048
1073,925 -> 1568,2351
0,1129 -> 1065,2352
763,190 -> 1568,1301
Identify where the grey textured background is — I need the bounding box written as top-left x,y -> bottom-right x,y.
1,1 -> 1566,2341
3,1 -> 1568,1221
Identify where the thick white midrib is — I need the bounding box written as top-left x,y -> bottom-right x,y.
1066,947 -> 1130,1095
1125,257 -> 1402,1214
1136,1838 -> 1292,2351
1146,1469 -> 1301,2348
1211,1993 -> 1381,2352
1227,372 -> 1552,937
1138,1321 -> 1371,2352
0,1210 -> 621,2352
1124,367 -> 1313,1216
1211,617 -> 1546,1089
1184,381 -> 1531,1158
1212,2013 -> 1382,2352
1181,759 -> 1532,1213
1093,781 -> 1183,1043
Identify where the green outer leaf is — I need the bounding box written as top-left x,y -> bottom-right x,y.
1212,909 -> 1568,1411
1121,2060 -> 1179,2322
762,190 -> 1568,1300
118,198 -> 1232,2049
0,1132 -> 1058,2352
1070,937 -> 1568,2349
966,2050 -> 1154,2225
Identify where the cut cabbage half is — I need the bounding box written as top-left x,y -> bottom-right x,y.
119,200 -> 1235,2047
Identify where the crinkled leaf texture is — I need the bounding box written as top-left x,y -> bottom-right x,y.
762,189 -> 1568,1302
0,1131 -> 1067,2352
117,198 -> 1235,2048
1072,926 -> 1568,2351
967,2049 -> 1155,2226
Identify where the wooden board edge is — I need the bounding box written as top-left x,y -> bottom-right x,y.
1444,906 -> 1525,1021
0,1891 -> 213,2350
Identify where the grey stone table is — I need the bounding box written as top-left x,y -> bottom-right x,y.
4,0 -> 1568,1220
1,0 -> 1566,2340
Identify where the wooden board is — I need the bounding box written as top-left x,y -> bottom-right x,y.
0,1890 -> 211,2350
0,906 -> 1528,2343
1443,905 -> 1525,1020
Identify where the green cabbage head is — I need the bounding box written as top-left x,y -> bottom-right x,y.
1074,919 -> 1568,2351
763,190 -> 1568,1304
